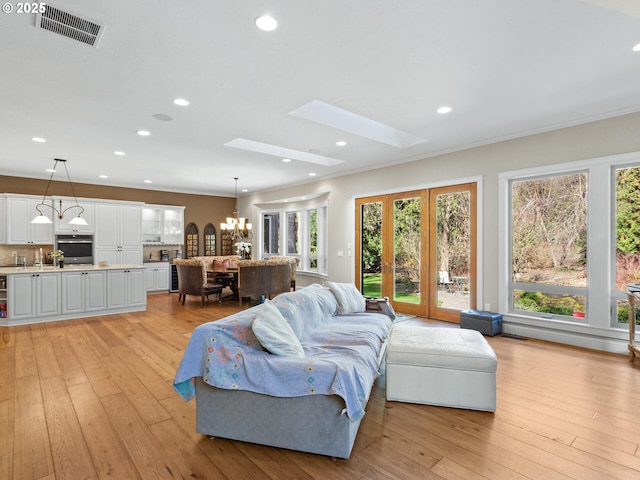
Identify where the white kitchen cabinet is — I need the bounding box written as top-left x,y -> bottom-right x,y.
53,197 -> 94,233
0,196 -> 6,244
8,271 -> 61,320
6,195 -> 54,244
107,268 -> 146,309
142,205 -> 185,245
61,270 -> 107,314
95,202 -> 143,264
143,262 -> 170,292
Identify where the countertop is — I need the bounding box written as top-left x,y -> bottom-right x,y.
0,264 -> 145,275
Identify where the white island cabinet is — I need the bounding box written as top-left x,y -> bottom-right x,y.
62,270 -> 107,314
0,265 -> 145,326
8,271 -> 61,320
107,268 -> 146,309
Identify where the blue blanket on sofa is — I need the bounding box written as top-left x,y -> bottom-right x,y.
173,284 -> 392,421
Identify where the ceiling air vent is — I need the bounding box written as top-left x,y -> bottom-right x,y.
35,5 -> 104,47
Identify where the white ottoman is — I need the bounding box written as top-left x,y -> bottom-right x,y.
386,324 -> 497,412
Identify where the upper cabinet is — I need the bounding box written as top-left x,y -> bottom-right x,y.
142,205 -> 185,245
95,201 -> 143,265
6,195 -> 54,244
53,197 -> 95,233
0,196 -> 6,244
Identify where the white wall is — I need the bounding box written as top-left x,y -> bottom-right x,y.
239,111 -> 640,351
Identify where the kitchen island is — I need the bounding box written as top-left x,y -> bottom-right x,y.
0,264 -> 146,326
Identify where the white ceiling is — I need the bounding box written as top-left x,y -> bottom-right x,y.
1,0 -> 639,197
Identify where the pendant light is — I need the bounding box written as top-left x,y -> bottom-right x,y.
31,158 -> 88,226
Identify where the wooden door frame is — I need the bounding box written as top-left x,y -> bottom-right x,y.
356,183 -> 476,320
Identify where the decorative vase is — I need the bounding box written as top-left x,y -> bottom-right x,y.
59,259 -> 64,268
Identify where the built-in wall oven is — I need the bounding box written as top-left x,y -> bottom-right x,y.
55,234 -> 94,265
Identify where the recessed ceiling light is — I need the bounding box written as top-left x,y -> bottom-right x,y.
32,137 -> 46,143
173,98 -> 190,106
46,168 -> 56,173
137,130 -> 151,136
153,113 -> 173,121
633,43 -> 640,52
255,15 -> 278,31
144,179 -> 152,183
99,174 -> 108,179
336,140 -> 347,146
437,106 -> 452,114
114,151 -> 125,156
282,158 -> 292,163
309,172 -> 317,177
242,189 -> 248,192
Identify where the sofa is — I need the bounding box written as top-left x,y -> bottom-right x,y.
173,283 -> 393,458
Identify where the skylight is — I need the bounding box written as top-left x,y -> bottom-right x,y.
289,100 -> 427,148
224,138 -> 344,166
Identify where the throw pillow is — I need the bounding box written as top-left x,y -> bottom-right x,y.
326,281 -> 366,314
212,259 -> 230,272
252,300 -> 305,357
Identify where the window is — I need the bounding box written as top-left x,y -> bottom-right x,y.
287,212 -> 300,254
258,202 -> 327,274
501,153 -> 640,339
263,212 -> 280,255
615,165 -> 640,327
510,173 -> 588,320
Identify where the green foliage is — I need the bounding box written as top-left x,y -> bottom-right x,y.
616,167 -> 640,254
361,202 -> 382,272
514,290 -> 582,316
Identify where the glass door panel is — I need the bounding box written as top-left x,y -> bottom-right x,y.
393,196 -> 421,305
359,200 -> 383,298
430,184 -> 476,322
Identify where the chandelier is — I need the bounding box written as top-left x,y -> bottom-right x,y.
220,177 -> 252,240
31,158 -> 88,226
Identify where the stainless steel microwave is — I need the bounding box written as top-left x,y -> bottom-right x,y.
55,234 -> 94,265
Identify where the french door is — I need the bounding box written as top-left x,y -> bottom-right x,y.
356,183 -> 476,321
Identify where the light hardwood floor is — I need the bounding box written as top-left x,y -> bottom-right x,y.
1,292 -> 639,479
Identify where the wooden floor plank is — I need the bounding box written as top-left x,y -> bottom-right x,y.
0,399 -> 14,480
68,382 -> 143,480
99,392 -> 181,480
40,375 -> 98,480
13,375 -> 55,480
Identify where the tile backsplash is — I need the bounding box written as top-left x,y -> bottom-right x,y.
0,244 -> 54,266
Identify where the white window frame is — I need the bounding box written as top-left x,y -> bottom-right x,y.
257,200 -> 328,275
499,151 -> 640,345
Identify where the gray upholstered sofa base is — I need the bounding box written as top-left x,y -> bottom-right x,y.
195,378 -> 363,458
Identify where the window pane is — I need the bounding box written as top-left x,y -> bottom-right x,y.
287,212 -> 300,254
615,166 -> 640,325
394,197 -> 421,304
263,213 -> 280,255
361,202 -> 382,297
435,191 -> 471,311
309,209 -> 318,271
615,166 -> 640,291
511,173 -> 587,317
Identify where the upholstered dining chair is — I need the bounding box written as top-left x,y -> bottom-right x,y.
174,258 -> 222,306
268,256 -> 299,291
